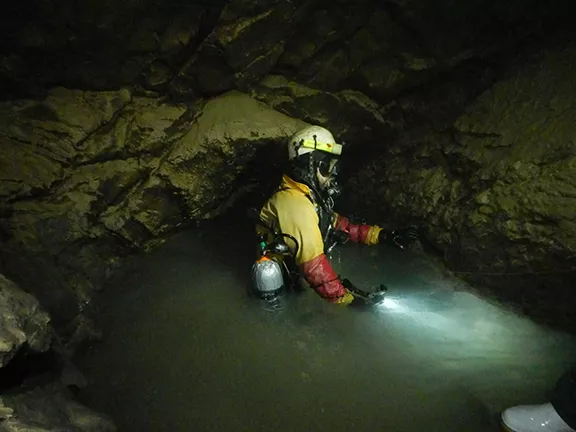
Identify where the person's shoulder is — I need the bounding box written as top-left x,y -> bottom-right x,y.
274,187 -> 311,202
273,189 -> 316,213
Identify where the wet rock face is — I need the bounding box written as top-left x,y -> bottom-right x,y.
0,382 -> 116,431
0,274 -> 52,368
349,42 -> 576,327
0,275 -> 113,430
0,0 -> 562,100
0,87 -> 305,345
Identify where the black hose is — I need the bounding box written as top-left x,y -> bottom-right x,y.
248,207 -> 299,258
280,233 -> 299,258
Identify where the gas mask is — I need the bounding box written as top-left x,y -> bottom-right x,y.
325,178 -> 342,198
317,157 -> 342,198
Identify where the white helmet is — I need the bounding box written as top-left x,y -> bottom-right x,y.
288,125 -> 343,160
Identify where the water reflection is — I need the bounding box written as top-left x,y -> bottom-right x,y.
77,223 -> 576,432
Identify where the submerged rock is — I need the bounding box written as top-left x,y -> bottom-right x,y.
0,274 -> 113,430
0,382 -> 116,431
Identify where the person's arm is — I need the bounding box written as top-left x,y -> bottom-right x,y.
276,194 -> 353,305
333,214 -> 382,245
334,214 -> 420,250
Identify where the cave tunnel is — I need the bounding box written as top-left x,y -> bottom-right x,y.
1,0 -> 576,431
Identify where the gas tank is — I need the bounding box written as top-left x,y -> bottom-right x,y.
251,256 -> 284,298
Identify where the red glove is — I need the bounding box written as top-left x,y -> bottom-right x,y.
301,254 -> 352,304
334,215 -> 372,244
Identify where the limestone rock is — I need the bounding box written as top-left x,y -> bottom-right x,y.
100,175 -> 188,249
0,88 -> 308,318
160,91 -> 307,215
0,1 -> 207,95
101,90 -> 308,247
0,87 -> 241,338
0,90 -> 187,341
277,1 -> 374,72
288,7 -> 436,98
446,43 -> 576,272
380,0 -> 550,63
0,274 -> 52,368
7,160 -> 147,254
0,88 -> 131,165
0,398 -> 14,421
144,61 -> 175,92
74,97 -> 193,164
0,139 -> 62,200
250,75 -> 392,148
349,42 -> 576,326
171,0 -> 297,96
2,0 -> 567,99
2,159 -> 149,334
0,383 -> 115,432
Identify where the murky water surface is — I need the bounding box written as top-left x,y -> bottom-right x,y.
78,219 -> 576,431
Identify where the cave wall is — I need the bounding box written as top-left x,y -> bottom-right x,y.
0,88 -> 305,345
349,41 -> 576,326
0,274 -> 51,368
0,381 -> 116,431
0,273 -> 115,430
0,0 -> 574,343
1,0 -> 565,100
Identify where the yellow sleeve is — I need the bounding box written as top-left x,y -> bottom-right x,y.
273,192 -> 324,265
332,212 -> 382,245
365,226 -> 383,245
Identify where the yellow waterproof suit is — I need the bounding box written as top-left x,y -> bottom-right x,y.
259,175 -> 382,304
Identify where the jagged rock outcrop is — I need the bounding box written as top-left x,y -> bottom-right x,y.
0,275 -> 112,431
0,382 -> 116,431
0,87 -> 306,345
2,0 -> 567,100
250,75 -> 393,148
101,90 -> 307,245
349,41 -> 576,327
0,274 -> 52,368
